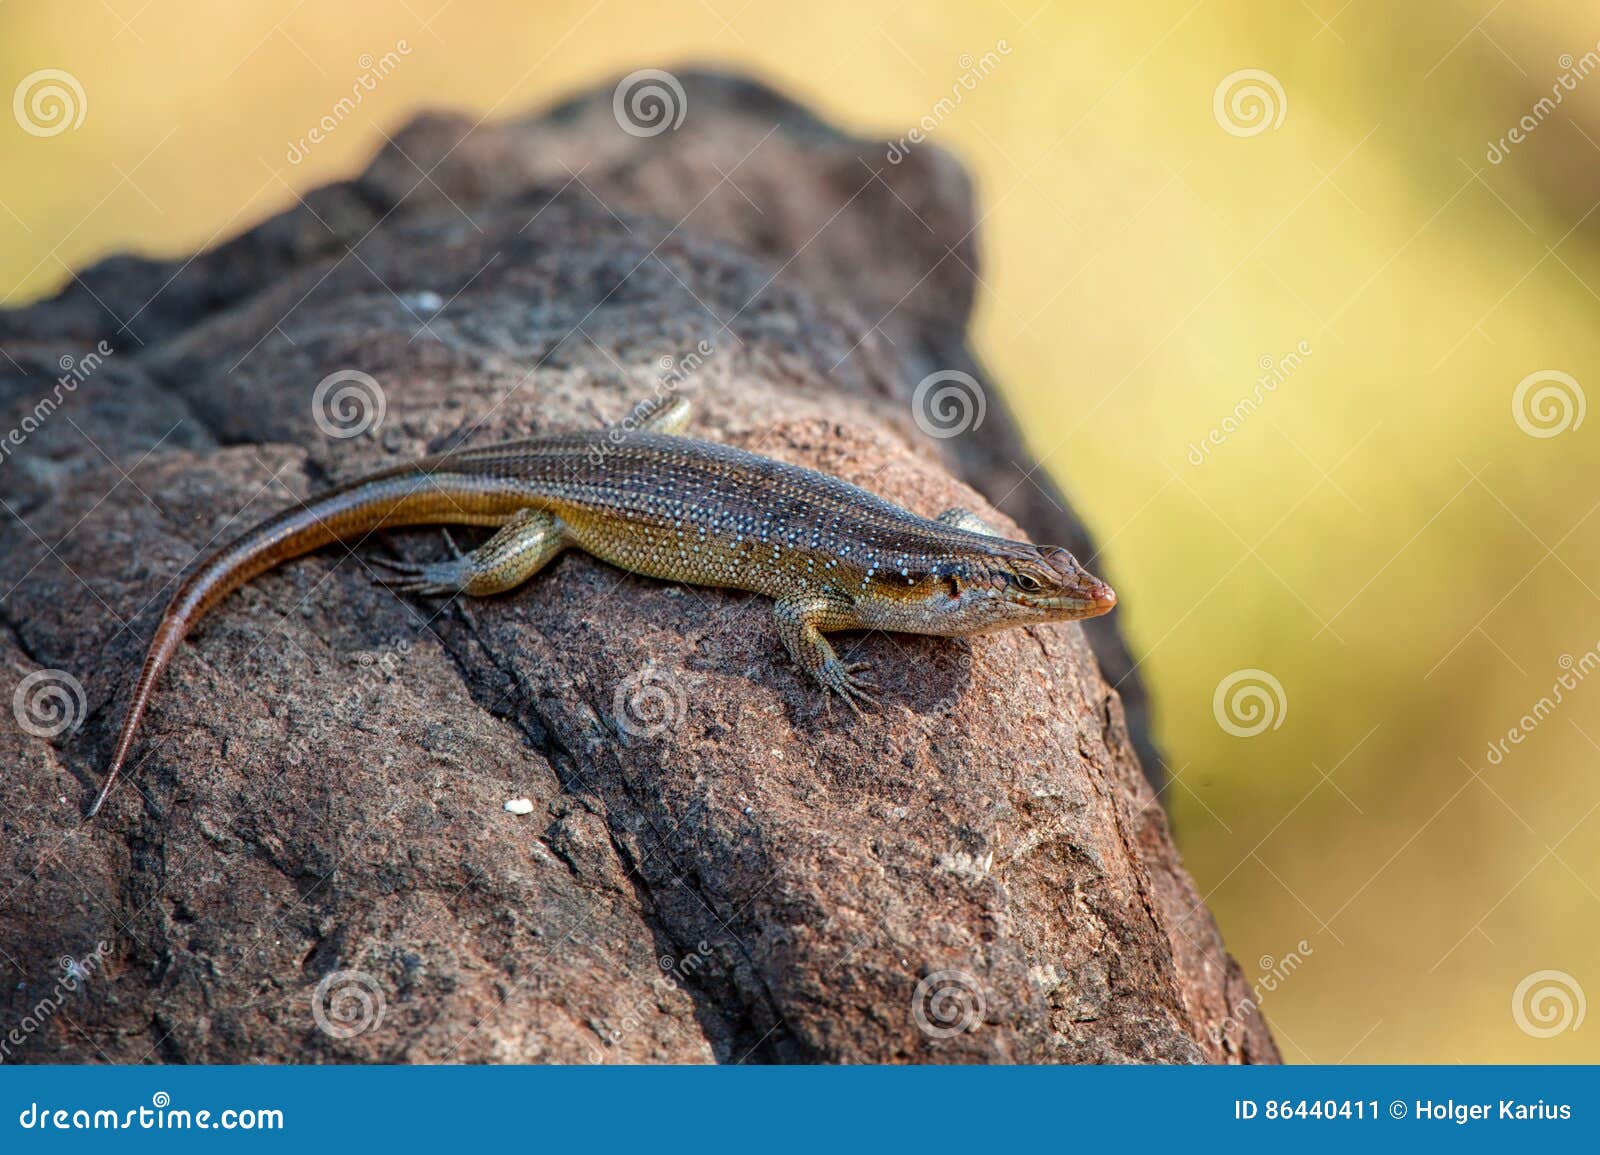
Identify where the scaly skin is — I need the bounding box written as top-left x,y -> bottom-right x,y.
88,397 -> 1115,817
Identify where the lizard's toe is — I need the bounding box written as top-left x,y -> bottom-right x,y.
843,682 -> 881,711
370,556 -> 425,576
375,576 -> 446,596
841,662 -> 879,696
819,661 -> 880,715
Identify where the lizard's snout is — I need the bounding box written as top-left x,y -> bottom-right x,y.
1082,578 -> 1117,611
1062,571 -> 1117,614
1041,547 -> 1117,614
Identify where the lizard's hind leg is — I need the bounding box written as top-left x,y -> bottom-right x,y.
375,508 -> 570,596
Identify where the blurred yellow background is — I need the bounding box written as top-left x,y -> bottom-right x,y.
4,1 -> 1597,1063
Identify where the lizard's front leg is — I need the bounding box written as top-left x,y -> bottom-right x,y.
375,508 -> 570,596
772,594 -> 881,714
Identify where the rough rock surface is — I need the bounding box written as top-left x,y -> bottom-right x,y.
0,72 -> 1276,1064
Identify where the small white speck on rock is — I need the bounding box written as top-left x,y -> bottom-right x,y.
401,289 -> 445,314
503,797 -> 535,815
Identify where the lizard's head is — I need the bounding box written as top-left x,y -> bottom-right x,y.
991,545 -> 1117,619
926,543 -> 1117,634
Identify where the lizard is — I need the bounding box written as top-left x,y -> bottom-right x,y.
87,394 -> 1116,817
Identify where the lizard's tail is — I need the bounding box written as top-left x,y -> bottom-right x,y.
87,472 -> 523,818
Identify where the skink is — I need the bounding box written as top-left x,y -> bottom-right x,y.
89,396 -> 1116,816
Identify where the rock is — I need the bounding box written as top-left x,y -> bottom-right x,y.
0,70 -> 1275,1064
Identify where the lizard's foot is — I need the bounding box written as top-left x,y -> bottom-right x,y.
370,554 -> 471,597
772,595 -> 882,718
373,510 -> 569,598
820,659 -> 881,716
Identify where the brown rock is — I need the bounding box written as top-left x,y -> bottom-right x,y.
0,71 -> 1275,1064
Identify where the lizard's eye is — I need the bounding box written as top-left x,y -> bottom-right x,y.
1014,572 -> 1043,593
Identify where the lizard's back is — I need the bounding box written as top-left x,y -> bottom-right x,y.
426,431 -> 1027,598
